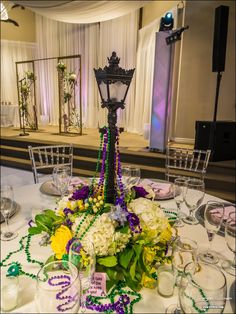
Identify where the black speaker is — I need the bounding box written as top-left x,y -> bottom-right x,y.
212,5 -> 229,72
194,121 -> 236,162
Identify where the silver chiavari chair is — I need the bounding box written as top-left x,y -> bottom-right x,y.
28,144 -> 73,183
165,146 -> 211,182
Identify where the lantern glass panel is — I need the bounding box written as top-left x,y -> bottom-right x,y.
99,82 -> 109,101
109,82 -> 127,102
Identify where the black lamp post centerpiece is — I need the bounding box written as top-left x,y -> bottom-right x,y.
94,52 -> 135,204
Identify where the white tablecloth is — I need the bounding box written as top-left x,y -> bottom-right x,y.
0,183 -> 235,313
1,105 -> 20,127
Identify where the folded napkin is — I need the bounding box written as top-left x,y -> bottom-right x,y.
69,177 -> 86,186
210,205 -> 235,221
141,179 -> 172,198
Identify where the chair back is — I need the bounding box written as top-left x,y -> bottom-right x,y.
165,146 -> 211,181
28,144 -> 73,183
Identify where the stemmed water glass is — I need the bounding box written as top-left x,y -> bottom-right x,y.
121,165 -> 131,190
0,185 -> 18,241
121,165 -> 140,189
129,166 -> 141,186
222,211 -> 236,276
53,165 -> 71,198
179,261 -> 227,313
69,239 -> 95,310
166,237 -> 198,314
172,177 -> 187,227
199,201 -> 225,264
183,178 -> 205,225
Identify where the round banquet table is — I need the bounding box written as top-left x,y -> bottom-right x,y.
0,183 -> 235,313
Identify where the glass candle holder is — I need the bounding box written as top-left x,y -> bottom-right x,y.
0,275 -> 19,312
157,264 -> 175,297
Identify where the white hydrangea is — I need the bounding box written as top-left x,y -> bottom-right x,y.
128,198 -> 170,243
72,213 -> 131,256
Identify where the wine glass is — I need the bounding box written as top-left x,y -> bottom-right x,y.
121,165 -> 131,190
35,260 -> 81,313
53,165 -> 71,198
172,177 -> 188,227
0,185 -> 18,241
69,239 -> 95,309
183,178 -> 205,225
166,237 -> 198,314
222,211 -> 236,276
129,166 -> 141,187
179,261 -> 227,313
199,201 -> 225,264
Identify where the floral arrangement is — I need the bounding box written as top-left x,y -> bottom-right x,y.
57,61 -> 81,132
19,71 -> 37,130
28,127 -> 173,294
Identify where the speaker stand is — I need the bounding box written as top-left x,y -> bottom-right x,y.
213,71 -> 222,122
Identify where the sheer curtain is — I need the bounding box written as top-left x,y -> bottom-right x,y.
35,11 -> 139,129
35,15 -> 99,126
133,8 -> 177,134
1,40 -> 36,105
98,10 -> 139,128
13,1 -> 148,24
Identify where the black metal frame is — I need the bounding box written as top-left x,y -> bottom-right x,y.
94,52 -> 135,204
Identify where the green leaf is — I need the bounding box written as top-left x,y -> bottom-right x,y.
102,203 -> 112,213
107,279 -> 116,292
35,214 -> 53,231
117,225 -> 129,234
43,209 -> 60,221
123,271 -> 141,292
45,255 -> 56,265
28,226 -> 43,235
119,248 -> 134,269
130,260 -> 137,280
134,244 -> 143,260
97,256 -> 117,267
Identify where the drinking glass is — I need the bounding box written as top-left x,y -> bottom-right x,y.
199,201 -> 225,264
0,274 -> 19,312
172,177 -> 188,227
166,237 -> 198,314
53,165 -> 71,198
222,211 -> 236,276
179,262 -> 227,313
129,166 -> 141,187
121,165 -> 141,188
121,165 -> 131,190
0,185 -> 18,241
183,178 -> 205,225
35,260 -> 81,314
69,239 -> 95,310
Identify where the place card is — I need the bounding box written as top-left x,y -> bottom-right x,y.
86,272 -> 106,297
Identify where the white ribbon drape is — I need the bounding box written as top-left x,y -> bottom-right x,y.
12,1 -> 149,24
1,40 -> 36,105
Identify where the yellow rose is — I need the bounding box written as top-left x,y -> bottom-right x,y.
50,225 -> 72,259
159,225 -> 172,243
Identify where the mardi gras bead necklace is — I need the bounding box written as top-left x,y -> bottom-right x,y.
0,234 -> 44,279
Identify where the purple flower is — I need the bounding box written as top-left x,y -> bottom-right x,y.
132,186 -> 149,198
64,218 -> 73,228
66,238 -> 74,253
63,207 -> 74,216
127,213 -> 142,233
70,186 -> 89,200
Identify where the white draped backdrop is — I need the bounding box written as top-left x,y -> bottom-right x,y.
1,2 -> 177,134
